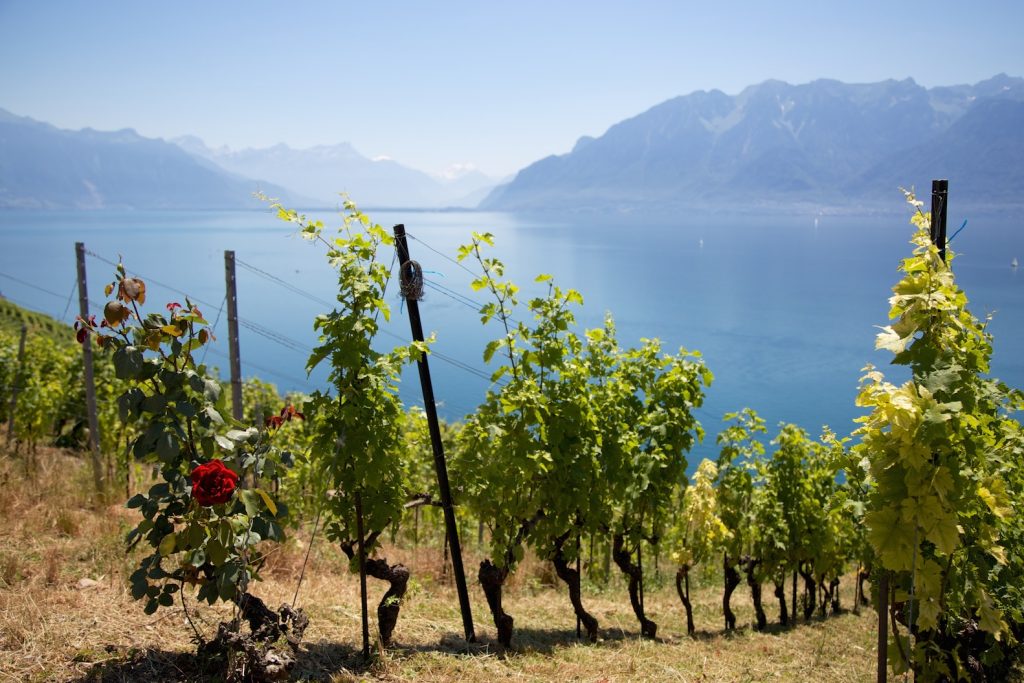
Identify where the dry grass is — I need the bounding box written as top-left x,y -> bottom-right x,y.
0,447 -> 882,682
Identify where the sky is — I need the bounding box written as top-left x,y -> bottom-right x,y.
1,1 -> 1022,178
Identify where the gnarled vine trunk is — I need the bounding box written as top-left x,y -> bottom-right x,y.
675,565 -> 695,636
829,577 -> 841,614
774,576 -> 789,626
723,553 -> 741,630
551,532 -> 599,642
365,557 -> 409,646
798,561 -> 816,621
479,559 -> 513,647
612,533 -> 657,639
857,565 -> 871,610
817,572 -> 828,618
742,556 -> 767,631
340,543 -> 409,647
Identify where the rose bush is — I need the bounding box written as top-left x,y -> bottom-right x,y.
76,261 -> 293,618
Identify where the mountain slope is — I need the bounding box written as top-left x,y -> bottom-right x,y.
481,74 -> 1024,212
848,97 -> 1024,203
0,109 -> 296,210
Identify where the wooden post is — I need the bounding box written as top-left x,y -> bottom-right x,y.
355,491 -> 370,659
75,243 -> 104,496
6,324 -> 26,442
931,179 -> 949,262
878,571 -> 889,682
224,251 -> 244,422
392,224 -> 476,643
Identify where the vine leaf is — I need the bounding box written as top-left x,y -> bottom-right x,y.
866,507 -> 914,570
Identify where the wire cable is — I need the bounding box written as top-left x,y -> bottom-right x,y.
422,278 -> 486,314
60,278 -> 77,322
236,258 -> 335,309
82,247 -> 496,408
85,249 -> 220,311
200,295 -> 227,366
0,271 -> 73,301
405,232 -> 480,280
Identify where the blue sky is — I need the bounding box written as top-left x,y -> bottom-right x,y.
1,1 -> 1022,177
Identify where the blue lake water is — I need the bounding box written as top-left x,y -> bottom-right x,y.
1,208 -> 1021,466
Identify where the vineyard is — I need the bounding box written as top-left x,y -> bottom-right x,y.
1,188 -> 1022,682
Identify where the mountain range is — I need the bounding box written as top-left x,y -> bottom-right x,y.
2,74 -> 1022,212
0,109 -> 498,210
0,108 -> 299,210
482,74 -> 1024,212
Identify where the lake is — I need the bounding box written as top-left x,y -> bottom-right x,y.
1,207 -> 1021,465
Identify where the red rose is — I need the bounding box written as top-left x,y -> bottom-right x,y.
190,460 -> 239,506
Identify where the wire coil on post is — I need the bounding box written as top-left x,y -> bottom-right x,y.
400,259 -> 424,301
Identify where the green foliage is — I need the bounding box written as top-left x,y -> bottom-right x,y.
715,408 -> 766,566
274,199 -> 423,556
0,331 -> 79,448
399,406 -> 454,546
0,298 -> 69,343
455,234 -> 711,579
857,191 -> 1022,680
600,333 -> 711,556
821,430 -> 870,584
669,458 -> 729,570
0,300 -> 141,491
756,424 -> 820,578
456,233 -> 596,569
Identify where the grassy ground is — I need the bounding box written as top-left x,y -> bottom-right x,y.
1,447 -> 882,682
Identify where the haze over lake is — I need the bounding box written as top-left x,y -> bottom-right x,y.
2,207 -> 1021,462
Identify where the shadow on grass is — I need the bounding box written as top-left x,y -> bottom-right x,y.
295,634 -> 497,678
73,613 -> 859,681
73,645 -> 209,683
76,642 -> 377,682
292,640 -> 368,679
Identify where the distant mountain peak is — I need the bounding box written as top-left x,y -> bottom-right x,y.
482,74 -> 1024,213
167,137 -> 497,207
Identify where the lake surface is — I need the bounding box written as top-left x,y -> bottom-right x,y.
1,208 -> 1021,465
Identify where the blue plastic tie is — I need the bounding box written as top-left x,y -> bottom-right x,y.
947,219 -> 968,244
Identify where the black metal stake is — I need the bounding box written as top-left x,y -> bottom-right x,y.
392,224 -> 476,644
931,179 -> 949,262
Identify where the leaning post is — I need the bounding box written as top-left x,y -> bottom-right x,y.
392,224 -> 476,643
